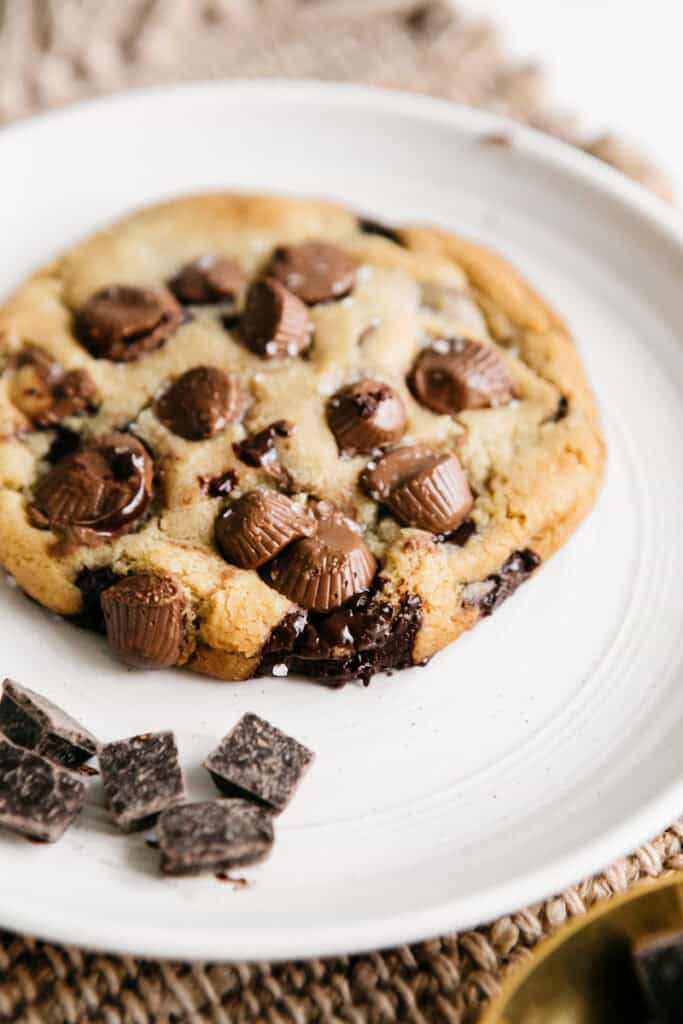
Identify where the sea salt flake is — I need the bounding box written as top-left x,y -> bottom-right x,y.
272,664 -> 289,678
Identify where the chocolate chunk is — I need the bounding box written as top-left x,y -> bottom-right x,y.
216,489 -> 315,570
0,735 -> 86,841
327,380 -> 406,456
362,446 -> 473,533
99,731 -> 184,832
31,432 -> 154,537
357,217 -> 405,246
543,395 -> 569,424
46,425 -> 80,464
233,419 -> 293,470
266,241 -> 356,305
75,285 -> 184,362
157,799 -> 274,877
409,338 -> 516,414
74,566 -> 121,632
204,712 -> 313,813
200,469 -> 238,498
635,930 -> 683,1023
168,255 -> 245,305
0,679 -> 98,768
241,278 -> 313,359
437,517 -> 476,546
10,350 -> 97,427
100,573 -> 187,670
265,514 -> 376,611
462,549 -> 541,616
259,591 -> 422,686
155,367 -> 244,441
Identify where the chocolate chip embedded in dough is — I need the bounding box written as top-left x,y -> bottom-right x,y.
409,338 -> 516,414
362,445 -> 473,534
10,350 -> 97,427
75,285 -> 184,362
357,217 -> 405,246
216,490 -> 315,570
31,432 -> 154,536
266,515 -> 376,611
327,380 -> 406,456
266,241 -> 356,305
156,367 -> 244,441
241,278 -> 313,358
462,549 -> 540,616
168,255 -> 245,305
100,573 -> 187,670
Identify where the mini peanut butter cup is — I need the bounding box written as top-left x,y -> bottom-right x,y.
156,366 -> 244,441
168,255 -> 245,305
31,432 -> 153,536
266,241 -> 356,305
327,380 -> 406,455
216,490 -> 315,570
241,277 -> 313,358
75,285 -> 184,362
409,338 -> 516,414
266,515 -> 376,611
362,445 -> 473,533
100,573 -> 187,670
10,350 -> 97,428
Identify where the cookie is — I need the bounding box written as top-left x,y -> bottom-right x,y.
0,193 -> 604,684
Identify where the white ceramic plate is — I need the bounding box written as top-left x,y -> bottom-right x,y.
1,81 -> 683,962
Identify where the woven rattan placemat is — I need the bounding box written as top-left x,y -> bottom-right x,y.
0,3 -> 678,1021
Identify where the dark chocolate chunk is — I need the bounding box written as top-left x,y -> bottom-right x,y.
241,278 -> 313,358
258,591 -> 422,686
265,514 -> 376,611
73,566 -> 121,632
168,255 -> 245,305
357,217 -> 405,246
156,367 -> 244,441
327,380 -> 406,456
99,731 -> 184,832
46,425 -> 80,465
462,549 -> 541,616
158,798 -> 274,877
0,679 -> 99,768
233,419 -> 293,470
634,929 -> 683,1024
75,285 -> 184,362
31,432 -> 154,537
222,312 -> 242,332
362,445 -> 473,533
10,350 -> 97,427
266,241 -> 356,305
204,712 -> 313,813
200,469 -> 239,498
409,338 -> 516,414
216,489 -> 315,570
437,517 -> 476,546
543,395 -> 569,424
100,573 -> 187,670
0,735 -> 87,841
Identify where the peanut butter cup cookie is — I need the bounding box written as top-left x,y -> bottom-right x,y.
0,194 -> 604,684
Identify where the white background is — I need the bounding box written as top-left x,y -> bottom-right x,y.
459,0 -> 683,199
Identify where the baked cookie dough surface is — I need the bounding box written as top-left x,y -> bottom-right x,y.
0,193 -> 605,684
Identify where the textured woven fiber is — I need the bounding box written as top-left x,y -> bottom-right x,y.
0,2 -> 677,1022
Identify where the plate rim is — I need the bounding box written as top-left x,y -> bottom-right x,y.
1,78 -> 683,961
